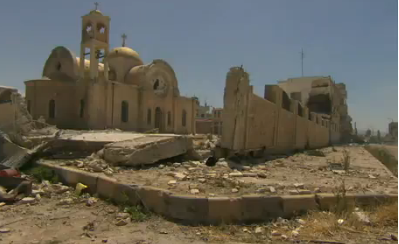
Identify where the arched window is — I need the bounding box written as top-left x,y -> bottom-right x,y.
147,108 -> 152,125
167,111 -> 171,126
109,70 -> 116,81
49,100 -> 55,119
79,99 -> 85,118
121,101 -> 129,122
182,110 -> 187,127
97,23 -> 106,34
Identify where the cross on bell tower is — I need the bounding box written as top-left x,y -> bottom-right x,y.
121,33 -> 127,47
79,4 -> 110,80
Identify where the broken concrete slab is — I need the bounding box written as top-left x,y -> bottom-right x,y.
0,132 -> 28,167
103,135 -> 193,166
45,131 -> 146,154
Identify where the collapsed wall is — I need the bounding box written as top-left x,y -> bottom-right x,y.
0,87 -> 49,146
220,67 -> 336,156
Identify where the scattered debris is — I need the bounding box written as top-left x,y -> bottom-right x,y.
174,173 -> 187,180
231,188 -> 239,193
168,180 -> 177,186
229,172 -> 243,177
257,172 -> 267,178
271,230 -> 281,236
75,183 -> 88,195
190,189 -> 200,194
0,228 -> 11,233
337,219 -> 344,225
86,197 -> 98,206
353,211 -> 370,225
254,227 -> 263,234
58,198 -> 74,205
20,197 -> 35,204
294,183 -> 305,189
115,218 -> 129,226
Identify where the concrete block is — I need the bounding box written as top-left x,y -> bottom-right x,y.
104,135 -> 193,166
282,195 -> 317,217
316,193 -> 356,211
350,193 -> 393,207
96,176 -> 139,205
137,186 -> 170,214
208,197 -> 242,224
165,194 -> 209,223
96,176 -> 118,199
241,195 -> 283,221
315,193 -> 337,211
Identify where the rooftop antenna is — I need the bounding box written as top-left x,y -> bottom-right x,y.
300,49 -> 304,77
94,2 -> 99,10
121,33 -> 127,47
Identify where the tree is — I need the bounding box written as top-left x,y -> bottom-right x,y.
377,130 -> 381,143
365,129 -> 371,137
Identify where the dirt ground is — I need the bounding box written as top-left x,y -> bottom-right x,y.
42,145 -> 398,197
0,185 -> 397,244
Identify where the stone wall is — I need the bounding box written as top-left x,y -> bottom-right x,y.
221,67 -> 335,154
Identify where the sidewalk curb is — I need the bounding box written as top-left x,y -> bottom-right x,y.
36,162 -> 399,224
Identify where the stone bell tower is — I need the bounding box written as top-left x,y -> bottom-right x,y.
79,3 -> 110,80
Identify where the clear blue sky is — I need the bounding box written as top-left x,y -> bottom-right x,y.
0,0 -> 397,132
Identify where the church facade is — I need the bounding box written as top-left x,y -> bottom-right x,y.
25,8 -> 196,134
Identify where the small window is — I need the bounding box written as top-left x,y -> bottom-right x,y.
297,104 -> 303,117
56,62 -> 62,71
153,79 -> 160,90
121,101 -> 129,122
282,91 -> 291,111
147,108 -> 152,125
167,111 -> 171,126
182,110 -> 187,127
308,112 -> 312,121
316,116 -> 319,124
79,99 -> 85,118
27,100 -> 31,113
109,70 -> 116,81
49,99 -> 55,119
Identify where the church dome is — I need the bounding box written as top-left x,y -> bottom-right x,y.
107,47 -> 143,64
89,10 -> 103,16
106,47 -> 144,83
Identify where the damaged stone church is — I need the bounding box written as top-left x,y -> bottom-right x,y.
25,7 -> 196,134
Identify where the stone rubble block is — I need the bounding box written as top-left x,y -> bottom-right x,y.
103,135 -> 193,166
207,197 -> 242,224
165,194 -> 209,223
137,186 -> 170,214
281,195 -> 318,218
241,195 -> 284,221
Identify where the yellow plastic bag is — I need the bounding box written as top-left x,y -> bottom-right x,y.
75,183 -> 88,195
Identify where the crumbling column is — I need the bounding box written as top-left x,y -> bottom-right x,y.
221,67 -> 250,151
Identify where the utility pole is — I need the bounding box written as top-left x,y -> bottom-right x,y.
300,49 -> 305,77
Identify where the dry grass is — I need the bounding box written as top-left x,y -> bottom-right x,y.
189,200 -> 398,243
342,149 -> 351,171
371,201 -> 398,227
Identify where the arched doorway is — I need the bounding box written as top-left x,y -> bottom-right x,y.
154,107 -> 163,132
